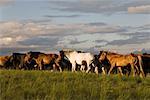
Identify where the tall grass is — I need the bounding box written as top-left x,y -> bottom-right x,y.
0,70 -> 150,100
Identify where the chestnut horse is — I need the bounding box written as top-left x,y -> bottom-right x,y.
99,51 -> 145,77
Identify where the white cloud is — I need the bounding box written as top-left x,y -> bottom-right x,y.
0,37 -> 13,45
0,20 -> 149,55
0,20 -> 124,51
102,42 -> 150,54
57,33 -> 131,49
83,25 -> 126,33
128,5 -> 150,14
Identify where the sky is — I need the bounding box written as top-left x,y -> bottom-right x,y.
0,0 -> 150,55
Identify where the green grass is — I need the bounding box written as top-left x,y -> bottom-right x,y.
0,70 -> 150,100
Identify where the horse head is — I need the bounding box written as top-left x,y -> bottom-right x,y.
99,51 -> 107,62
59,50 -> 74,60
24,51 -> 34,64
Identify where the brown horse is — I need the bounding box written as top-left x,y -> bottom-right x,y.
25,52 -> 62,71
99,51 -> 144,77
0,55 -> 11,69
129,54 -> 145,77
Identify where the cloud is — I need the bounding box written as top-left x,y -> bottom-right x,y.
138,24 -> 150,31
128,5 -> 150,14
0,46 -> 59,56
85,22 -> 107,26
44,14 -> 80,18
97,31 -> 150,53
57,32 -> 130,50
0,37 -> 13,46
107,32 -> 150,46
18,37 -> 59,47
83,25 -> 126,33
70,40 -> 87,45
49,0 -> 150,14
0,20 -> 149,55
101,42 -> 150,54
0,0 -> 13,6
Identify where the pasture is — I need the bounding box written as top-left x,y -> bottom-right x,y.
0,70 -> 150,100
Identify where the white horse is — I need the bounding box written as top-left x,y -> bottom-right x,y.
60,50 -> 98,73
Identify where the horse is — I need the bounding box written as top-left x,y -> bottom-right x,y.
99,51 -> 144,77
131,54 -> 145,77
60,50 -> 98,73
93,54 -> 106,75
9,53 -> 28,70
0,55 -> 12,69
141,53 -> 150,76
25,51 -> 62,71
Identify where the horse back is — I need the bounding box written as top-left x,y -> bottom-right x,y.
107,53 -> 136,66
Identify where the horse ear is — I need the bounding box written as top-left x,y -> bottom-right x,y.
100,51 -> 102,54
99,51 -> 103,56
104,52 -> 107,56
26,52 -> 32,57
26,52 -> 29,55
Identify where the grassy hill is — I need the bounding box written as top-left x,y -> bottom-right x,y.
0,70 -> 150,100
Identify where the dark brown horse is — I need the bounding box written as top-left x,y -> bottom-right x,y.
141,54 -> 150,76
25,52 -> 62,71
9,53 -> 28,69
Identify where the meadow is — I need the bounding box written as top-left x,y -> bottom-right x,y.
0,70 -> 150,100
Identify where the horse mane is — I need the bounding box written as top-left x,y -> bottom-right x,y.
28,51 -> 43,54
107,52 -> 118,55
12,53 -> 25,55
143,53 -> 150,56
101,51 -> 119,55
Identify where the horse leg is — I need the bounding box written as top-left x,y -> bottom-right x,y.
83,65 -> 85,72
91,63 -> 98,74
86,63 -> 91,73
50,64 -> 55,72
137,56 -> 145,78
139,65 -> 145,78
59,66 -> 62,72
38,62 -> 43,70
55,62 -> 62,72
94,66 -> 99,75
39,65 -> 42,70
101,67 -> 106,75
80,65 -> 83,71
140,66 -> 145,78
131,64 -> 135,77
80,65 -> 85,72
72,63 -> 76,72
108,65 -> 114,75
118,67 -> 123,76
58,65 -> 62,72
52,63 -> 57,71
134,64 -> 139,76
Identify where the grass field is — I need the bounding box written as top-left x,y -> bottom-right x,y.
0,70 -> 150,100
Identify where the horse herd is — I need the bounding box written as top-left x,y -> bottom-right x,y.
0,50 -> 150,77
